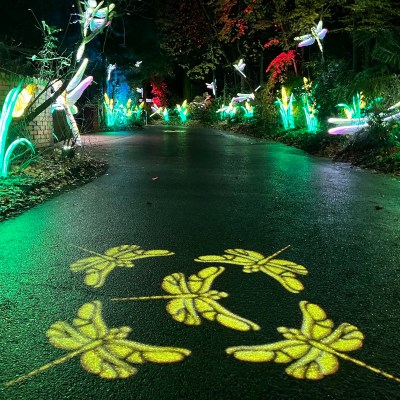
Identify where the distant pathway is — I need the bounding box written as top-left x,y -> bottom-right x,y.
1,125 -> 400,400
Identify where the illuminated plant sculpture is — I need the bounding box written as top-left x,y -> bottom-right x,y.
151,104 -> 170,122
227,301 -> 400,383
175,100 -> 189,122
5,301 -> 190,386
237,101 -> 254,120
301,78 -> 319,134
113,266 -> 260,332
327,94 -> 394,135
0,83 -> 36,178
275,87 -> 295,130
216,102 -> 237,121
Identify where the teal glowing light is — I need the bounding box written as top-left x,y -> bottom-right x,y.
238,101 -> 254,119
337,92 -> 366,120
150,105 -> 170,122
275,86 -> 295,130
216,102 -> 237,120
301,78 -> 319,133
0,84 -> 35,178
175,100 -> 189,122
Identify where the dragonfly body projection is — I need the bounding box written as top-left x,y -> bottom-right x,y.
294,20 -> 328,52
226,301 -> 400,383
113,266 -> 260,332
5,301 -> 190,386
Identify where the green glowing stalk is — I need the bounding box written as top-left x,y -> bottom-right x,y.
0,83 -> 36,178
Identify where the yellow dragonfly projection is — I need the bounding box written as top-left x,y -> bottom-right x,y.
70,244 -> 174,288
113,266 -> 260,332
195,245 -> 308,293
226,301 -> 400,382
5,301 -> 191,387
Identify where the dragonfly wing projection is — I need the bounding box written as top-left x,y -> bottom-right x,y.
227,301 -> 365,380
7,301 -> 191,385
195,247 -> 308,293
70,245 -> 174,288
162,267 -> 260,331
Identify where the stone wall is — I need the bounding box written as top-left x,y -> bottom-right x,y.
0,72 -> 53,148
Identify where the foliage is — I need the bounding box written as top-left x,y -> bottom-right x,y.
266,50 -> 297,87
31,21 -> 70,81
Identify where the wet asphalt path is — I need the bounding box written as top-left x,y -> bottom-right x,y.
1,125 -> 400,400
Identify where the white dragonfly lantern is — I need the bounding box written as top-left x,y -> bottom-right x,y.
294,20 -> 328,53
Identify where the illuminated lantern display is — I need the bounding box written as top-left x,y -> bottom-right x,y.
77,1 -> 116,62
327,93 -> 397,135
233,59 -> 246,78
0,83 -> 36,178
51,58 -> 93,144
206,80 -> 217,97
294,20 -> 328,53
175,100 -> 189,122
275,86 -> 295,130
301,77 -> 319,134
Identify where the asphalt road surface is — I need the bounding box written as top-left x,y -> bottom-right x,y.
1,126 -> 400,400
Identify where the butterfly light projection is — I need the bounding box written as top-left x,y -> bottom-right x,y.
195,246 -> 307,294
294,20 -> 328,53
112,266 -> 260,332
5,301 -> 190,387
233,59 -> 246,78
226,301 -> 400,382
70,244 -> 174,288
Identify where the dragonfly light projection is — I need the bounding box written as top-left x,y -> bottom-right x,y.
112,266 -> 260,332
195,246 -> 307,294
135,61 -> 142,68
0,83 -> 36,178
233,59 -> 246,78
294,20 -> 328,53
5,301 -> 191,387
70,244 -> 174,288
226,301 -> 400,383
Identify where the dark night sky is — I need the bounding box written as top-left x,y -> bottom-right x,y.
0,0 -> 78,47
